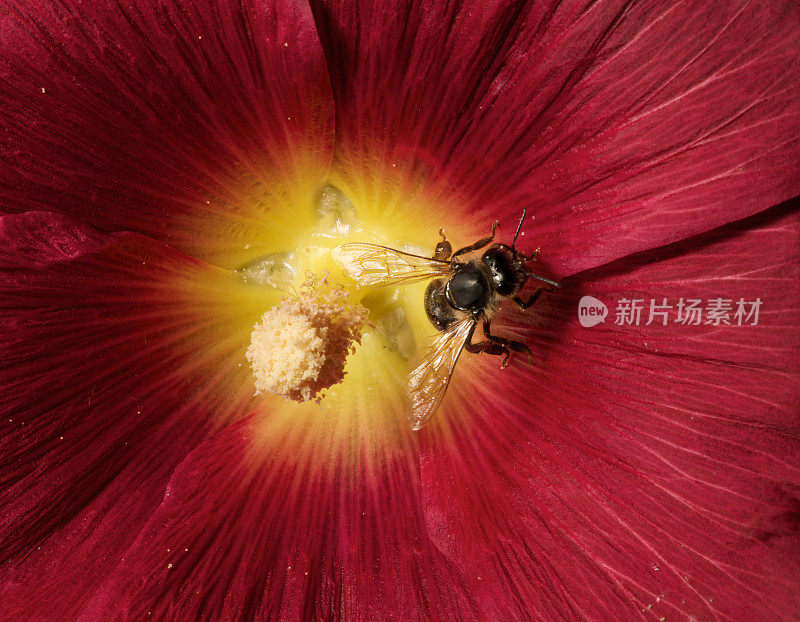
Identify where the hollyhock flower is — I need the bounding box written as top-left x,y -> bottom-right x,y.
1,0 -> 799,620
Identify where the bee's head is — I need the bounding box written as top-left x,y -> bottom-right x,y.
481,244 -> 526,295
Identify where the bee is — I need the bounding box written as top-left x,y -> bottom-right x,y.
332,208 -> 559,430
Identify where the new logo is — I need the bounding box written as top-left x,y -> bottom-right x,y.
578,296 -> 608,327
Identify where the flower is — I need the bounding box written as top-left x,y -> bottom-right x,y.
1,0 -> 799,619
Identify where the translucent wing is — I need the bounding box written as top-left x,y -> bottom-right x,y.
407,316 -> 475,430
332,243 -> 450,287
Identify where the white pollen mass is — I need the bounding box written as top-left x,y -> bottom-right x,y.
246,273 -> 368,403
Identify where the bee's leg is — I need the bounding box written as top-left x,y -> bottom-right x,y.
514,286 -> 549,309
451,221 -> 498,260
482,318 -> 533,367
464,316 -> 506,358
523,247 -> 541,262
465,335 -> 508,359
433,228 -> 452,261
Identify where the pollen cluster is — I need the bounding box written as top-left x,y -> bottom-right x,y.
246,272 -> 369,403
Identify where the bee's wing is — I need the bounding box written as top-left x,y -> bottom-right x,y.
332,243 -> 451,287
407,316 -> 475,430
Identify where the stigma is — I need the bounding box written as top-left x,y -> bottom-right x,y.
246,272 -> 368,403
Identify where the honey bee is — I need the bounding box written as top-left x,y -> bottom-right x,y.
332,209 -> 559,430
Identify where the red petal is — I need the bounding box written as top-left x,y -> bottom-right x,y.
0,212 -> 266,618
419,204 -> 800,619
82,412 -> 479,620
312,0 -> 800,275
0,0 -> 333,268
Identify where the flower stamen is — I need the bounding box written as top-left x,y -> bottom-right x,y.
246,271 -> 368,403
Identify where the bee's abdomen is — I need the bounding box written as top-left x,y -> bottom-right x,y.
424,279 -> 457,331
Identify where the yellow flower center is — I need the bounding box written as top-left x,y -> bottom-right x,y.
240,184 -> 445,432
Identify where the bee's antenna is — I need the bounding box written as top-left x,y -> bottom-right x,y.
524,271 -> 561,289
511,206 -> 526,249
